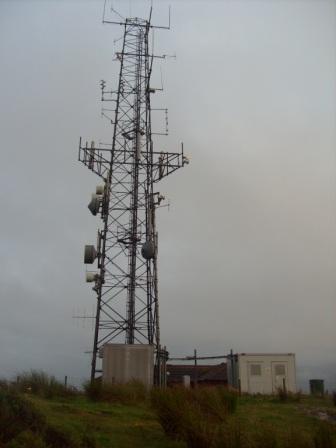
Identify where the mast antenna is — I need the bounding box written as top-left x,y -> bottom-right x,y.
78,4 -> 187,385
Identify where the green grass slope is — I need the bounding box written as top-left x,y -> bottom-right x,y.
28,395 -> 184,448
1,372 -> 336,448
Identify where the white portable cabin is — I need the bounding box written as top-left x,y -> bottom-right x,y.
227,353 -> 296,394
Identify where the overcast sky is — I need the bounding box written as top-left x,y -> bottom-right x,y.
0,0 -> 335,390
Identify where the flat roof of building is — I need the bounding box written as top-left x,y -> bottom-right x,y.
237,353 -> 295,356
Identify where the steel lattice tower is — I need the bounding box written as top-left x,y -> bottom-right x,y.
78,11 -> 188,383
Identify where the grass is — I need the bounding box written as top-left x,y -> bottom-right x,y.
0,389 -> 94,447
1,374 -> 336,448
151,387 -> 238,447
2,370 -> 75,399
0,373 -> 181,447
231,394 -> 336,448
83,379 -> 147,404
151,390 -> 336,448
28,394 -> 184,448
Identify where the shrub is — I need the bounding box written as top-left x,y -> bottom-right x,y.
332,391 -> 336,407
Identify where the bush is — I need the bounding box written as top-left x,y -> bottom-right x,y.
83,379 -> 147,404
332,391 -> 336,407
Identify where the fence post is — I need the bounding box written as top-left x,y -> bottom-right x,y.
194,349 -> 198,388
282,377 -> 287,395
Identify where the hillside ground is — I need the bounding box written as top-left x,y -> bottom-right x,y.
23,392 -> 336,447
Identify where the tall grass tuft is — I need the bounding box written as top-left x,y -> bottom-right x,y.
6,430 -> 47,448
276,388 -> 301,403
150,387 -> 189,439
285,428 -> 313,448
277,386 -> 288,402
83,379 -> 147,404
214,419 -> 247,448
0,389 -> 46,443
314,422 -> 336,448
0,389 -> 95,447
254,425 -> 279,448
151,387 -> 336,448
14,370 -> 76,399
151,387 -> 238,447
217,387 -> 238,414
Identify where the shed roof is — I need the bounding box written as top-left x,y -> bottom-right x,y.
167,363 -> 227,382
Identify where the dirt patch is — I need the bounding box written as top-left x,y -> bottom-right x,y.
301,407 -> 336,424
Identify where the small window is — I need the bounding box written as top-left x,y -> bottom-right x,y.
275,364 -> 285,376
250,364 -> 262,376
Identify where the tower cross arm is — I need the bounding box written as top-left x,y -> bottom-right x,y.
78,139 -> 189,181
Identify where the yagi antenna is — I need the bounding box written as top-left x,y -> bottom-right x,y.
103,0 -> 125,23
113,35 -> 123,49
102,0 -> 107,23
111,7 -> 125,21
103,2 -> 172,30
160,67 -> 163,91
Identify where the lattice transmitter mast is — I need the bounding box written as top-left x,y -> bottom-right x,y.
78,7 -> 188,383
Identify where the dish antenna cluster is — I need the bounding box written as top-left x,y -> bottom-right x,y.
78,5 -> 189,384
